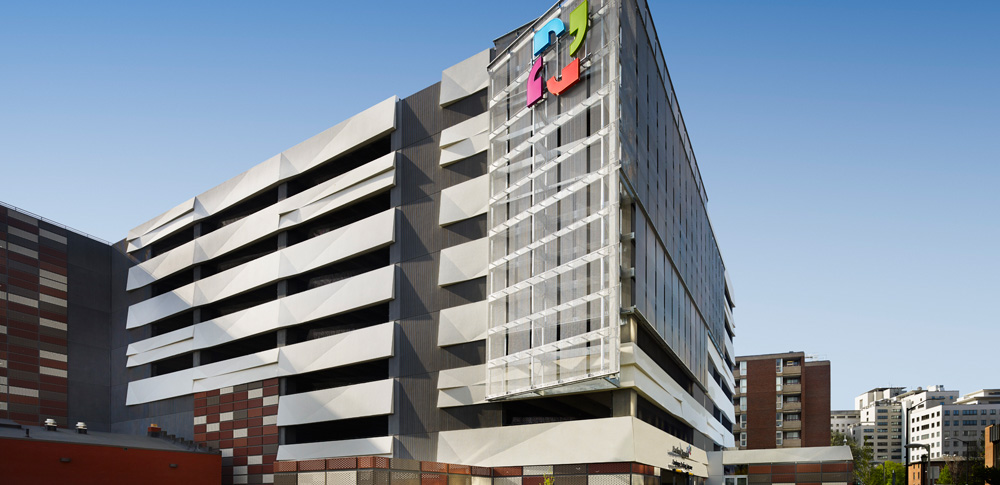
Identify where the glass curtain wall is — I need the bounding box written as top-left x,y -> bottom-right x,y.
486,0 -> 621,399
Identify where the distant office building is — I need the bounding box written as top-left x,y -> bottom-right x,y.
733,352 -> 830,449
830,410 -> 859,437
896,385 -> 959,458
849,387 -> 905,463
0,202 -> 118,431
855,387 -> 905,411
907,389 -> 1000,462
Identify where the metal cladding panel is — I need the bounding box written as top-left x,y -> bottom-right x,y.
127,96 -> 398,253
127,153 -> 396,290
437,365 -> 487,408
619,343 -> 734,447
438,238 -> 488,287
441,49 -> 491,107
439,113 -> 489,167
437,300 -> 488,347
125,265 -> 395,366
486,0 -> 621,399
276,437 -> 394,461
439,175 -> 489,226
276,322 -> 394,376
276,379 -> 394,426
126,319 -> 395,405
126,209 -> 395,330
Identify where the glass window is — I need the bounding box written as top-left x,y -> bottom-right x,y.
776,431 -> 783,446
776,358 -> 782,373
776,376 -> 782,391
777,395 -> 783,409
740,432 -> 747,447
739,361 -> 746,374
777,412 -> 783,427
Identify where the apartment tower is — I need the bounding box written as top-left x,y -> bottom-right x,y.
733,352 -> 830,449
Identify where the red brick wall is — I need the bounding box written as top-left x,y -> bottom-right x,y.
746,358 -> 777,449
194,378 -> 279,485
273,458 -> 660,485
0,437 -> 221,484
986,425 -> 997,468
803,362 -> 831,447
0,207 -> 70,428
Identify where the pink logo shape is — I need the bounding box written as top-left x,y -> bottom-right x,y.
527,57 -> 544,108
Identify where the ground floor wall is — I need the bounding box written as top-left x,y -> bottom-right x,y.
272,458 -> 682,485
0,437 -> 221,484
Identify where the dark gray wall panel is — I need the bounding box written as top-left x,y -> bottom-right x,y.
399,134 -> 443,205
442,214 -> 486,249
441,151 -> 487,188
400,84 -> 442,148
66,232 -> 114,432
398,195 -> 440,264
441,89 -> 487,129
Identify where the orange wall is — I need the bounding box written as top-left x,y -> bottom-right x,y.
0,438 -> 221,484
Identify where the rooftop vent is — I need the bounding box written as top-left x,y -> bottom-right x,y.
44,418 -> 57,431
75,422 -> 88,434
147,423 -> 162,438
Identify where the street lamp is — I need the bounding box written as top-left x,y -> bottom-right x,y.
946,438 -> 976,485
906,444 -> 932,485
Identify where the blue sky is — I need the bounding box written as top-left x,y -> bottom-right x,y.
1,1 -> 997,409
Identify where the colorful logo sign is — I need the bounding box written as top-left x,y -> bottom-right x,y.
527,1 -> 588,108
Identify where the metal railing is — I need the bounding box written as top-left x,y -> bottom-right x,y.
1,200 -> 111,245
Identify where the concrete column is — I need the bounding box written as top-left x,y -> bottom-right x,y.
613,388 -> 638,417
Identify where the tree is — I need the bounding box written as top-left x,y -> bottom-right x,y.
851,437 -> 878,485
875,461 -> 907,485
982,466 -> 1000,485
938,466 -> 953,485
832,431 -> 851,446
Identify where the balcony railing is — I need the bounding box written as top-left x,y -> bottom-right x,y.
780,366 -> 802,376
782,384 -> 802,393
781,420 -> 802,430
781,401 -> 802,411
782,438 -> 802,448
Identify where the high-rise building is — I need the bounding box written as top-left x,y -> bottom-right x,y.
117,0 -> 738,484
855,387 -> 905,411
896,384 -> 959,460
733,352 -> 830,450
830,409 -> 859,437
0,202 -> 118,431
908,389 -> 1000,462
849,387 -> 906,463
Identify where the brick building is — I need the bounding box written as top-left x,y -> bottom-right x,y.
987,424 -> 998,469
733,352 -> 831,449
0,202 -> 116,430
